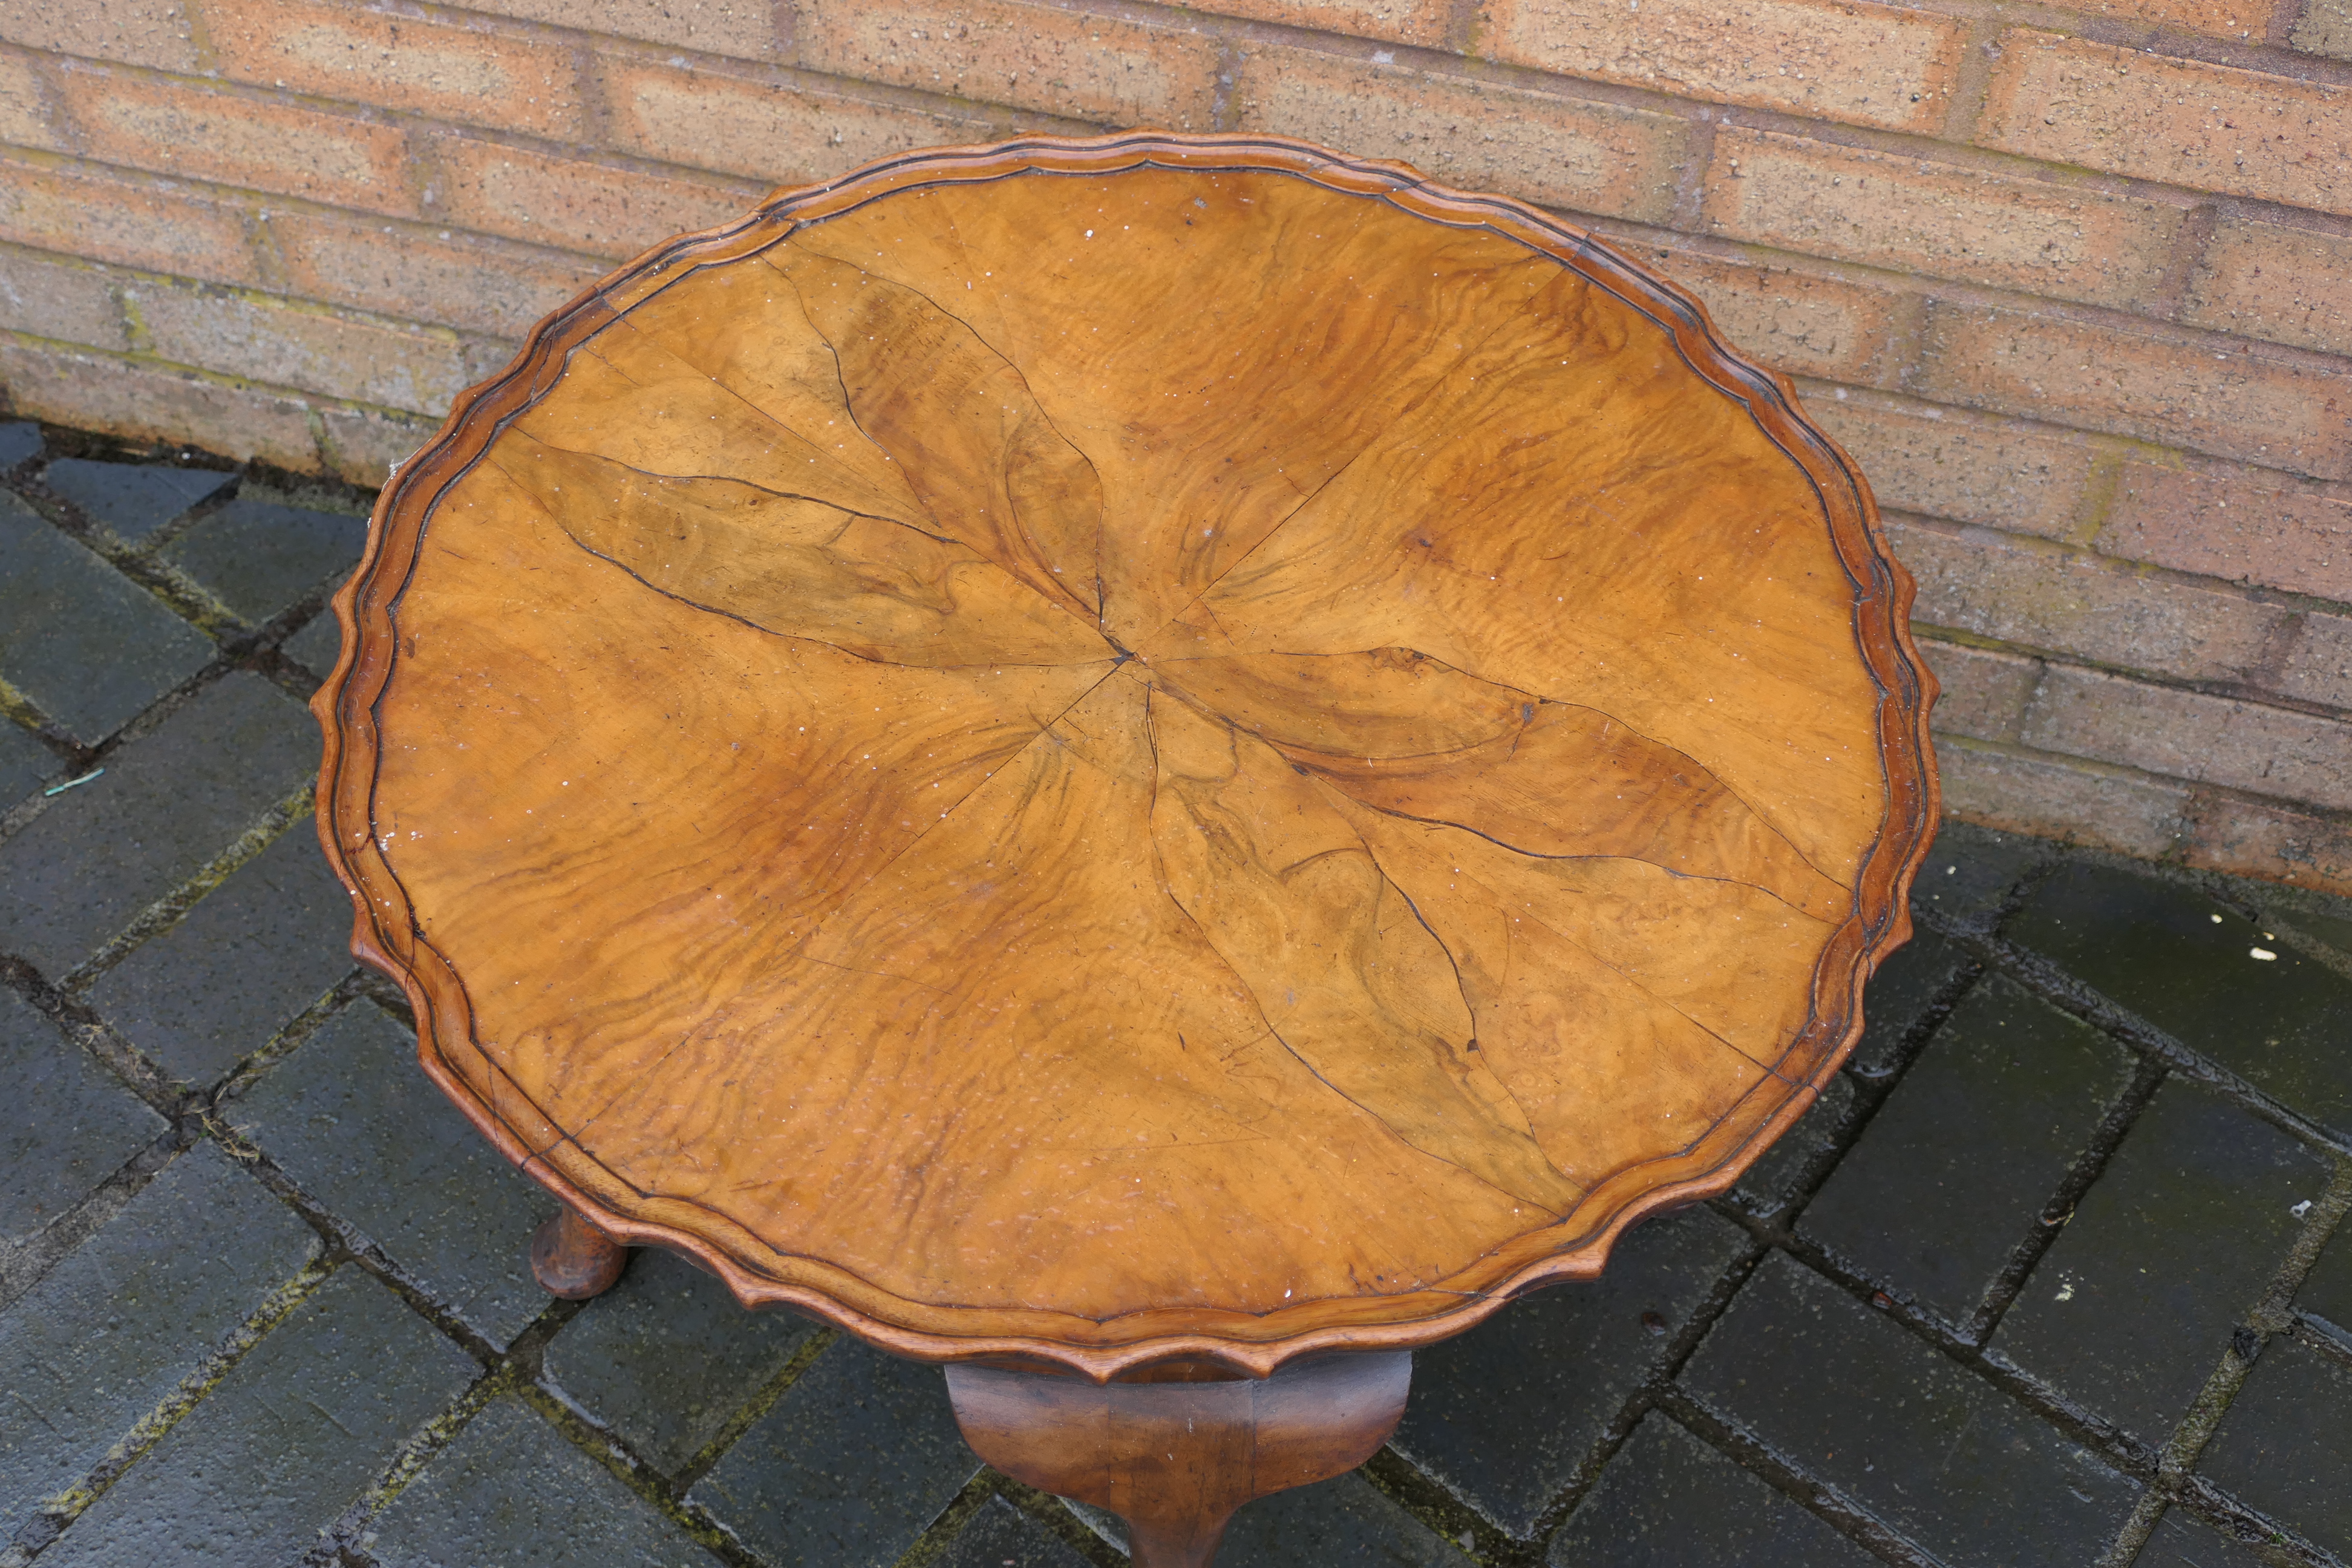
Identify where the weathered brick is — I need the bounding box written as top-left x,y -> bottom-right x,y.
2101,462 -> 2352,604
1222,1474 -> 1469,1565
1605,235 -> 1910,382
1915,305 -> 2352,482
689,1338 -> 977,1563
801,0 -> 1221,130
596,58 -> 998,195
88,825 -> 354,1085
1807,391 -> 2101,540
934,1497 -> 1090,1568
2010,859 -> 2352,1134
159,495 -> 365,624
267,212 -> 599,339
0,157 -> 258,287
1805,974 -> 2133,1327
1547,1413 -> 1878,1567
1891,517 -> 2285,684
1733,1073 -> 1858,1217
543,1246 -> 815,1472
317,403 -> 438,488
1393,1209 -> 1748,1534
2136,1510 -> 2269,1568
209,0 -> 582,139
1,985 -> 165,1246
0,244 -> 123,351
0,1142 -> 316,1534
56,68 -> 416,216
41,456 -> 234,541
234,1001 -> 555,1345
1683,1251 -> 2138,1563
0,339 -> 320,471
1192,0 -> 1444,48
0,50 -> 61,149
1235,49 -> 1693,224
1916,818 -> 2056,926
2068,0 -> 2273,32
2183,791 -> 2352,899
0,417 -> 38,466
2020,665 -> 2352,812
127,281 -> 469,417
1918,638 -> 2040,743
2277,611 -> 2352,710
367,1396 -> 708,1568
2295,0 -> 2352,60
0,671 -> 317,976
429,136 -> 751,260
1994,1080 -> 2325,1442
0,715 -> 57,803
2186,218 -> 2352,359
37,1266 -> 477,1568
2198,1337 -> 2352,1560
1848,933 -> 1973,1079
283,605 -> 342,681
1936,737 -> 2192,858
1977,31 -> 2352,218
455,0 -> 775,58
1707,128 -> 2184,311
0,488 -> 212,745
0,0 -> 197,70
1483,0 -> 1962,132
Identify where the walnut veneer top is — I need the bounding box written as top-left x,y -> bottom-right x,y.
315,134 -> 1937,1378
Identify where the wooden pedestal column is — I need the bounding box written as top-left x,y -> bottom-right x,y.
946,1353 -> 1412,1568
529,1206 -> 629,1299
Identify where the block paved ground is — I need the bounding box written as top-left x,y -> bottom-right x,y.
2,419 -> 2350,1567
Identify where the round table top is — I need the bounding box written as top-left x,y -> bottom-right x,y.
316,133 -> 1936,1378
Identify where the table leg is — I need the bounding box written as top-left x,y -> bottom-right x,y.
945,1351 -> 1411,1568
529,1204 -> 629,1299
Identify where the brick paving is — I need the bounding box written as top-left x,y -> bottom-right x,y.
1,420 -> 2349,1567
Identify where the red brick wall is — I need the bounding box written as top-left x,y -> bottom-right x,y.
4,0 -> 2349,887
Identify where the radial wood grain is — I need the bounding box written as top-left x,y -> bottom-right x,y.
314,133 -> 1938,1379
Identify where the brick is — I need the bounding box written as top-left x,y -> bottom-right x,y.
1547,1413 -> 1877,1567
0,488 -> 211,743
2102,462 -> 2352,604
0,417 -> 38,466
38,1266 -> 476,1568
1707,129 -> 2184,311
0,1143 -> 316,1534
2020,665 -> 2352,811
1978,31 -> 2352,218
543,1246 -> 816,1471
1915,818 -> 2056,925
455,0 -> 775,59
1996,1080 -> 2324,1442
430,136 -> 751,260
1892,518 -> 2284,684
688,1337 -> 977,1564
365,1396 -> 707,1567
2277,611 -> 2352,710
57,69 -> 416,216
0,986 -> 165,1244
269,211 -> 600,339
1731,1070 -> 1858,1214
2010,860 -> 2352,1133
936,1497 -> 1089,1568
1483,0 -> 1962,133
801,0 -> 1221,130
1807,390 -> 2099,540
1919,638 -> 2039,743
1804,975 -> 2133,1327
1221,1474 -> 1469,1566
284,606 -> 342,681
1847,930 -> 1973,1079
1916,305 -> 2352,482
2137,1510 -> 2269,1568
210,1 -> 582,139
2184,792 -> 2352,899
2305,1218 -> 2352,1330
128,281 -> 469,416
2186,218 -> 2352,358
2066,0 -> 2270,32
0,157 -> 257,287
1235,50 -> 1693,224
0,672 -> 316,976
0,0 -> 198,70
1607,237 -> 1909,382
1191,0 -> 1444,48
596,59 -> 996,195
234,1001 -> 555,1346
0,339 -> 321,471
159,497 -> 367,623
1392,1209 -> 1748,1534
1937,737 -> 2192,859
2198,1335 -> 2352,1553
0,51 -> 61,150
317,403 -> 439,488
1683,1251 -> 2137,1564
42,456 -> 233,541
88,826 -> 355,1086
2295,0 -> 2352,59
0,716 -> 57,804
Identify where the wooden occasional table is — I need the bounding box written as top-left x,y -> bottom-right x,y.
314,133 -> 1938,1564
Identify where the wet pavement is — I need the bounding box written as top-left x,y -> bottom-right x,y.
2,422 -> 2349,1567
